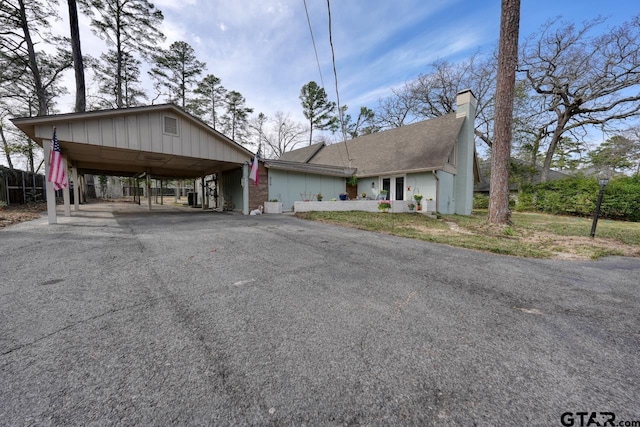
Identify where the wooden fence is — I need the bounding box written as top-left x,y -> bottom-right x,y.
0,166 -> 46,205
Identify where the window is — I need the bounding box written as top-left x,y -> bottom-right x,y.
163,116 -> 178,136
395,177 -> 404,200
382,178 -> 391,200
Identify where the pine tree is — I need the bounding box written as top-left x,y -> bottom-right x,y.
91,50 -> 146,109
0,0 -> 69,116
81,0 -> 164,108
299,81 -> 337,145
191,74 -> 227,130
344,106 -> 378,138
221,91 -> 253,143
489,0 -> 520,225
149,41 -> 205,109
68,0 -> 86,112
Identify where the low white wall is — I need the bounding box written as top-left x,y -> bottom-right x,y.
294,200 -> 434,213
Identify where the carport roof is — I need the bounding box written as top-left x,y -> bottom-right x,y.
11,104 -> 254,179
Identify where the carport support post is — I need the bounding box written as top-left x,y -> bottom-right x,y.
72,167 -> 79,211
62,157 -> 71,217
43,138 -> 57,224
79,174 -> 85,204
242,162 -> 249,215
201,176 -> 206,211
146,175 -> 152,211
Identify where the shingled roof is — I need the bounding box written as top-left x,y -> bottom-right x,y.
262,159 -> 354,177
278,113 -> 465,177
278,142 -> 324,163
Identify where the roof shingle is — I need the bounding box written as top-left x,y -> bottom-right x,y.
279,114 -> 465,177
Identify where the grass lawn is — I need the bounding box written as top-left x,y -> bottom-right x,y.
296,210 -> 640,260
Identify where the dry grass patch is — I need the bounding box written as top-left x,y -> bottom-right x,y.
0,203 -> 47,228
297,210 -> 640,260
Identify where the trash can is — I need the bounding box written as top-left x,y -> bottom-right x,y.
188,192 -> 196,206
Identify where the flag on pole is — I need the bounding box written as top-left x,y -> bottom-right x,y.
48,128 -> 68,191
249,148 -> 260,186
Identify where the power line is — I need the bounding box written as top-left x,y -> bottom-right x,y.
303,0 -> 325,88
326,0 -> 351,171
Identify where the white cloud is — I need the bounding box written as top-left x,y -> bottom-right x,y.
20,1 -> 638,129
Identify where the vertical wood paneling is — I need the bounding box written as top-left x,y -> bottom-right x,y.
86,120 -> 101,145
17,108 -> 253,178
162,134 -> 171,153
176,121 -> 186,156
211,133 -> 218,160
126,116 -> 139,150
150,113 -> 162,152
70,122 -> 86,143
184,124 -> 193,157
222,140 -> 233,162
203,129 -> 211,159
100,119 -> 114,147
114,117 -> 127,148
195,128 -> 203,159
138,114 -> 150,151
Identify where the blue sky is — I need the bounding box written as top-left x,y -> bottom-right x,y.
57,0 -> 638,129
8,1 -> 636,169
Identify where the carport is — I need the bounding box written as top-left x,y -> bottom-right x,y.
11,104 -> 254,224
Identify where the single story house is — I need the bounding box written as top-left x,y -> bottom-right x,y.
265,90 -> 480,215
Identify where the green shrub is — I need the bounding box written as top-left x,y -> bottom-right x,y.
518,175 -> 640,221
514,191 -> 534,211
600,176 -> 640,221
473,193 -> 489,209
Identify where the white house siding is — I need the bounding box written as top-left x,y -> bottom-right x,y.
269,170 -> 345,211
357,173 -> 437,203
437,171 -> 455,214
405,173 -> 436,202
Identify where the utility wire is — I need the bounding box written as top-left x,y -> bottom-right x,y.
326,0 -> 351,172
303,0 -> 325,88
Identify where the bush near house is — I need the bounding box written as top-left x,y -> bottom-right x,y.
474,194 -> 490,209
515,175 -> 640,221
473,193 -> 516,210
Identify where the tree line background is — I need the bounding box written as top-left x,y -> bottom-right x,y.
1,1 -> 639,183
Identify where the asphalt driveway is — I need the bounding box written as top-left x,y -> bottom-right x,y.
1,203 -> 639,426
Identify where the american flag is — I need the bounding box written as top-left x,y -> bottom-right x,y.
249,148 -> 259,186
47,128 -> 68,191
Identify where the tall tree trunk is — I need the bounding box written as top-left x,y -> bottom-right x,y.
0,123 -> 14,169
540,118 -> 568,182
27,139 -> 35,172
68,0 -> 86,112
18,0 -> 47,115
115,5 -> 123,109
488,0 -> 520,224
